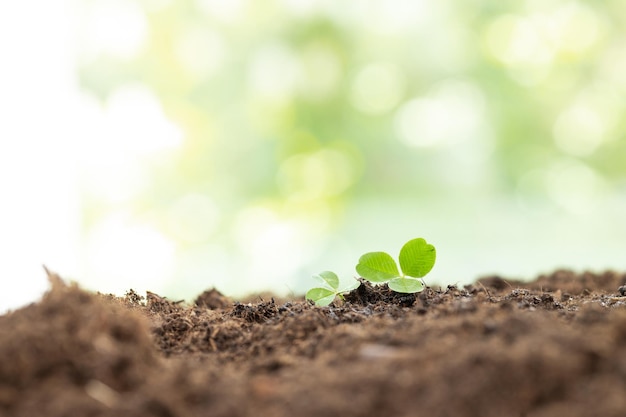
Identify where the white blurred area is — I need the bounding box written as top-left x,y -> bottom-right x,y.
0,1 -> 80,312
0,1 -> 183,312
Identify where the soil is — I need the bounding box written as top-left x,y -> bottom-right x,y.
2,269 -> 626,417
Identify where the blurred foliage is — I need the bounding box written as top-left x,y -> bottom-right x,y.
75,0 -> 626,295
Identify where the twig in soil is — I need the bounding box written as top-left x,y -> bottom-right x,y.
475,281 -> 494,302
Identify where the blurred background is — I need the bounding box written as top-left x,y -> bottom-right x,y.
2,0 -> 626,312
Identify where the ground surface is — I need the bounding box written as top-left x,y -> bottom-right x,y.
1,269 -> 626,417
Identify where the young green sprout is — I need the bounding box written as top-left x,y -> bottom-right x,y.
356,238 -> 436,293
305,271 -> 359,306
306,237 -> 436,306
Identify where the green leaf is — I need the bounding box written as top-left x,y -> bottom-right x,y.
305,287 -> 336,306
388,277 -> 424,293
356,252 -> 400,282
398,238 -> 436,278
340,278 -> 361,292
312,271 -> 340,290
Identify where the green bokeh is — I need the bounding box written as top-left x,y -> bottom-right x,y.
76,0 -> 626,297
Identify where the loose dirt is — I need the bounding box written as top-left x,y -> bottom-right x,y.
1,269 -> 626,417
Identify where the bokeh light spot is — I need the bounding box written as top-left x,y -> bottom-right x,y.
553,104 -> 605,157
175,27 -> 226,81
367,0 -> 429,35
394,80 -> 486,148
553,82 -> 622,156
599,39 -> 626,92
351,62 -> 406,115
545,160 -> 608,215
248,43 -> 299,103
547,3 -> 603,56
233,205 -> 312,292
297,42 -> 343,101
196,0 -> 248,23
486,15 -> 553,66
484,14 -> 554,85
277,148 -> 358,201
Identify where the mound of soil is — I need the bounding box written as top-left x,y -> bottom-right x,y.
1,269 -> 626,417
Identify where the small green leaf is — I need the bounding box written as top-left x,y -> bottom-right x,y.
312,271 -> 340,290
356,252 -> 400,282
340,278 -> 361,292
398,238 -> 436,278
305,288 -> 336,306
388,277 -> 424,293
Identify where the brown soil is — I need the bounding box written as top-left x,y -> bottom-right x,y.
2,269 -> 626,417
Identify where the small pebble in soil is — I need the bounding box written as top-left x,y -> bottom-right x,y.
618,285 -> 626,296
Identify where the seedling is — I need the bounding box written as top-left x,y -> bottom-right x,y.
305,271 -> 359,306
306,237 -> 436,306
356,238 -> 436,293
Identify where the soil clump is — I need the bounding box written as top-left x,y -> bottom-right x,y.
1,269 -> 626,416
